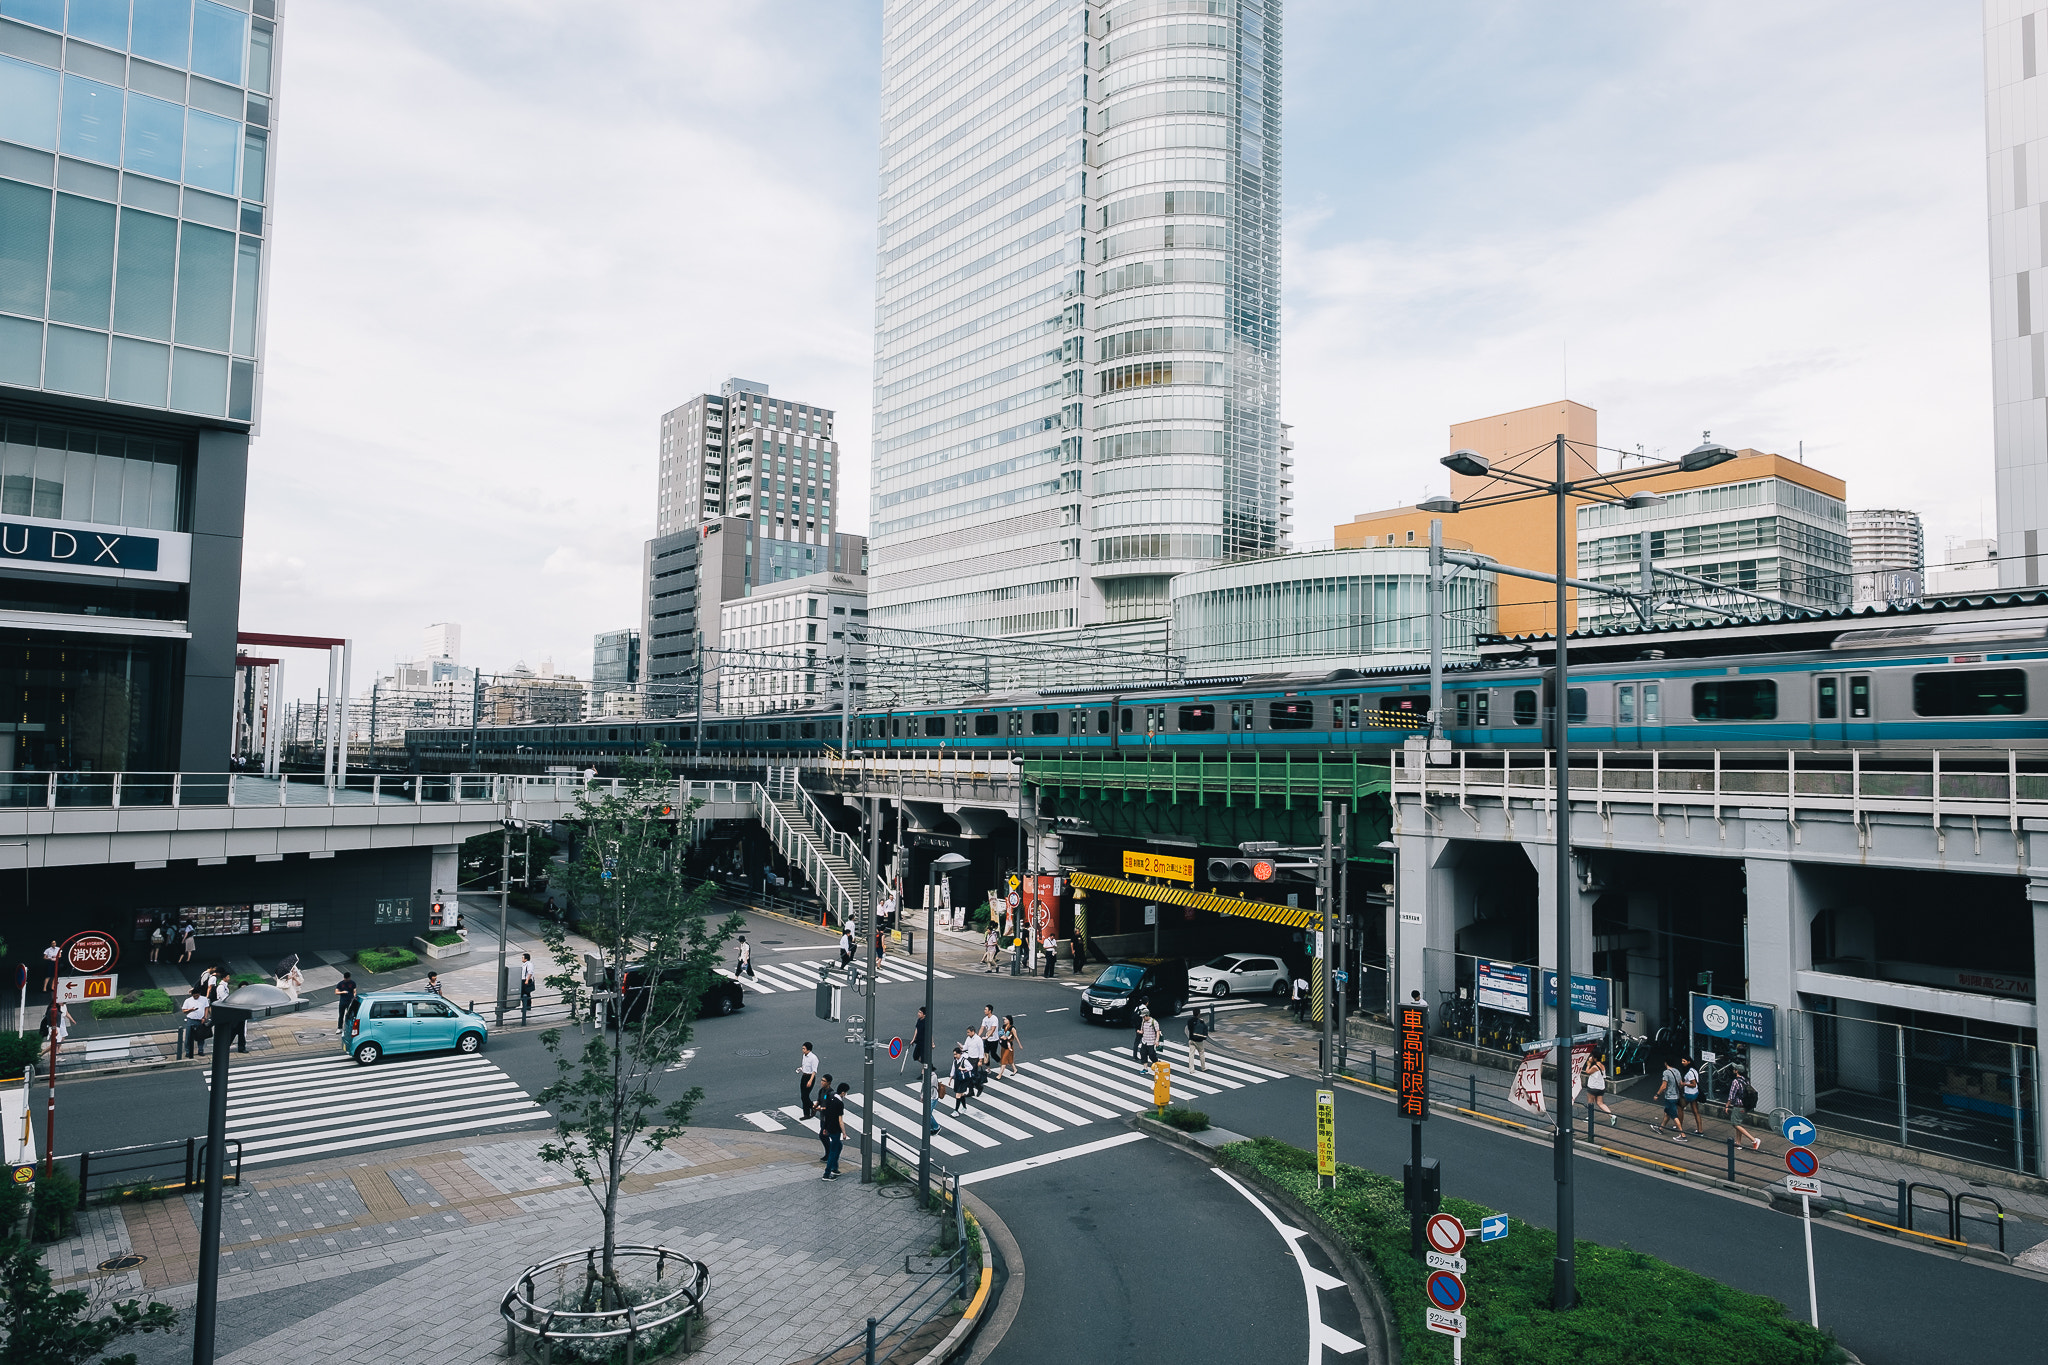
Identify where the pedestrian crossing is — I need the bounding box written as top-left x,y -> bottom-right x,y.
739,1041 -> 1282,1158
731,957 -> 953,995
209,1052 -> 550,1167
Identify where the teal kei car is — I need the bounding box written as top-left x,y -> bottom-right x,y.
344,991 -> 488,1065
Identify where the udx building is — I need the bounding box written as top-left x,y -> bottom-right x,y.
870,0 -> 1284,637
0,0 -> 280,771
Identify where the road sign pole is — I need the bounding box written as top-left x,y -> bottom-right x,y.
1801,1194 -> 1818,1328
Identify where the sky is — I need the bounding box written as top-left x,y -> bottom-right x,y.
244,1 -> 1994,697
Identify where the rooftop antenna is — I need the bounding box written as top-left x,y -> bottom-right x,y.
1799,439 -> 1804,464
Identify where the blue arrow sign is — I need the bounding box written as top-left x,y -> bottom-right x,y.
1782,1114 -> 1816,1145
1479,1215 -> 1509,1242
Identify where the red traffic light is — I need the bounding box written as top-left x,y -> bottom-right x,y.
1250,859 -> 1275,882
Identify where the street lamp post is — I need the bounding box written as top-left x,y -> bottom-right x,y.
1422,433 -> 1733,1311
919,851 -> 970,1207
193,981 -> 292,1365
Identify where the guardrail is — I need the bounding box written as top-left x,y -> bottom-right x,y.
74,1136 -> 241,1202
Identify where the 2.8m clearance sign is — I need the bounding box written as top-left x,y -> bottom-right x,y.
1121,850 -> 1194,883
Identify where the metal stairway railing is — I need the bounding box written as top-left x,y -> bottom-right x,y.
758,769 -> 872,928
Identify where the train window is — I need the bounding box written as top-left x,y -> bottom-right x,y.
1031,712 -> 1060,735
1912,668 -> 2025,716
1642,685 -> 1658,723
1098,709 -> 1111,733
1347,696 -> 1362,729
1568,689 -> 1587,724
860,718 -> 872,738
953,715 -> 966,737
1848,675 -> 1870,719
1071,710 -> 1087,734
801,722 -> 816,739
1476,693 -> 1489,726
1229,703 -> 1244,732
680,725 -> 693,740
1178,704 -> 1215,731
1512,690 -> 1537,725
1269,700 -> 1314,730
1617,686 -> 1634,724
892,717 -> 902,737
1456,694 -> 1470,726
766,724 -> 782,739
975,714 -> 999,737
1120,708 -> 1134,733
924,717 -> 946,738
1692,679 -> 1778,721
1816,677 -> 1838,720
608,729 -> 619,741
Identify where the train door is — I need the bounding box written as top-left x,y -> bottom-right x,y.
1812,674 -> 1844,748
1611,681 -> 1664,749
1844,673 -> 1875,746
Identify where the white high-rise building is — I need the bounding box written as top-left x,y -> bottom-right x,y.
870,0 -> 1283,636
1988,3 -> 2048,585
423,622 -> 461,667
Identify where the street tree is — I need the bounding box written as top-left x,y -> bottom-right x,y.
533,751 -> 740,1310
0,1233 -> 176,1365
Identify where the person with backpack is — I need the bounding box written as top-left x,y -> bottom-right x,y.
1184,1008 -> 1211,1072
1136,1006 -> 1160,1069
944,1046 -> 975,1114
1583,1052 -> 1617,1126
148,923 -> 166,963
1653,1059 -> 1686,1142
1680,1056 -> 1705,1135
1724,1065 -> 1764,1149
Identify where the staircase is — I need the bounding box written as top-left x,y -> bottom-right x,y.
758,768 -> 886,929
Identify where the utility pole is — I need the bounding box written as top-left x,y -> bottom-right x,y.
496,819 -> 513,1026
467,673 -> 483,772
1551,430 -> 1579,1311
1427,519 -> 1445,743
1334,800 -> 1349,1074
1319,799 -> 1335,1084
693,632 -> 705,762
860,794 -> 880,1183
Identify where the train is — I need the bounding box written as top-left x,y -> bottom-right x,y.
404,597 -> 2048,772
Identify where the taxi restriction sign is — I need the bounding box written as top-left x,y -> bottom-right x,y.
1315,1089 -> 1335,1178
1424,1213 -> 1466,1255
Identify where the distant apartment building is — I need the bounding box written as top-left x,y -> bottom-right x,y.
869,0 -> 1285,639
1927,536 -> 2002,596
1337,400 -> 1851,633
1848,508 -> 1924,607
483,663 -> 583,726
718,571 -> 866,717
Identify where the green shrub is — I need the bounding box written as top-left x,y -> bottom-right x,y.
0,1032 -> 42,1072
356,946 -> 419,975
1158,1106 -> 1210,1132
30,1166 -> 80,1243
423,930 -> 465,948
0,1173 -> 26,1236
229,972 -> 266,987
89,988 -> 175,1020
1219,1137 -> 1844,1365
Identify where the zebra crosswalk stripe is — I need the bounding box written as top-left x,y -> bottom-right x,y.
215,1053 -> 548,1166
736,958 -> 953,994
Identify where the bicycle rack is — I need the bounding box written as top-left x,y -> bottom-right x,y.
1955,1191 -> 2007,1254
1903,1181 -> 1957,1241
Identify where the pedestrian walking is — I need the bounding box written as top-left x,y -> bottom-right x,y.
1137,1007 -> 1160,1068
1654,1058 -> 1686,1141
815,1073 -> 835,1161
736,936 -> 755,979
179,986 -> 210,1059
797,1042 -> 819,1117
1724,1066 -> 1764,1150
1042,930 -> 1058,977
840,927 -> 855,969
209,971 -> 247,1053
947,1047 -> 975,1114
1184,1009 -> 1211,1071
1680,1056 -> 1705,1135
1584,1053 -> 1617,1126
42,1002 -> 72,1049
40,940 -> 58,993
334,972 -> 358,1033
1291,974 -> 1310,1023
148,924 -> 166,963
821,1082 -> 848,1179
874,927 -> 886,962
962,1028 -> 987,1096
519,953 -> 536,1022
179,922 -> 196,964
910,1006 -> 929,1068
978,1004 -> 999,1051
1069,933 -> 1083,975
424,971 -> 444,997
279,962 -> 304,1002
997,1015 -> 1019,1078
981,927 -> 999,973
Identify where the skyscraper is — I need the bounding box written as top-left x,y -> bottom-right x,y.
1988,2 -> 2048,585
656,378 -> 841,539
870,0 -> 1282,636
0,0 -> 281,770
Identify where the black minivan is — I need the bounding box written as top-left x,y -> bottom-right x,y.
1079,957 -> 1187,1025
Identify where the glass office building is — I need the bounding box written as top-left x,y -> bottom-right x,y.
871,0 -> 1282,638
0,0 -> 281,770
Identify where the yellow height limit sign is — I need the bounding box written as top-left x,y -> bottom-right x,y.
1122,850 -> 1194,883
1316,1089 -> 1336,1178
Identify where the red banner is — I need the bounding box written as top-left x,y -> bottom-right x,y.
1032,875 -> 1059,941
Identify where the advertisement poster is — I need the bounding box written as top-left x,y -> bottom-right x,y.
1476,959 -> 1533,1016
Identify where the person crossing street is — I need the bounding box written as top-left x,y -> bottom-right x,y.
797,1042 -> 819,1118
334,972 -> 358,1034
820,1082 -> 848,1179
519,953 -> 536,1023
1135,1006 -> 1160,1068
1184,1008 -> 1211,1072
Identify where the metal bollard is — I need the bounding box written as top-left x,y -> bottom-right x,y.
1587,1103 -> 1596,1142
1726,1137 -> 1736,1181
1468,1074 -> 1477,1110
1369,1048 -> 1378,1084
1896,1179 -> 1908,1228
865,1317 -> 878,1365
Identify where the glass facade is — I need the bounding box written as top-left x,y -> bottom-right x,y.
0,0 -> 277,421
1170,547 -> 1496,672
0,631 -> 179,770
871,0 -> 1281,638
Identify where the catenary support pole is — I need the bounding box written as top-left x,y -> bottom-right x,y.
1320,800 -> 1334,1083
1428,518 -> 1444,741
1552,431 -> 1578,1311
861,794 -> 880,1184
919,870 -> 936,1208
693,631 -> 705,762
496,820 -> 512,1026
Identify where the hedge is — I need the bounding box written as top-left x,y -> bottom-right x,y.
1218,1137 -> 1845,1365
89,988 -> 175,1020
423,930 -> 464,948
0,1032 -> 42,1072
356,946 -> 419,975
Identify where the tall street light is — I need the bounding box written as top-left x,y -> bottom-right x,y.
1417,433 -> 1734,1310
193,980 -> 293,1365
919,851 -> 970,1207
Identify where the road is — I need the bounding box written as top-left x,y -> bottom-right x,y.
53,906 -> 2045,1365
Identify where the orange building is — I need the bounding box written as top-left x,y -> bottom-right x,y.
1335,400 -> 1848,635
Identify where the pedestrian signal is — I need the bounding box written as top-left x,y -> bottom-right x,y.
1207,858 -> 1276,884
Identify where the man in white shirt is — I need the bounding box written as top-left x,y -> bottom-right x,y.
961,1028 -> 987,1096
41,940 -> 59,993
797,1042 -> 820,1118
978,1005 -> 999,1046
519,953 -> 536,1023
179,987 -> 210,1059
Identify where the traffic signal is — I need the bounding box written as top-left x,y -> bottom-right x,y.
1208,857 -> 1276,884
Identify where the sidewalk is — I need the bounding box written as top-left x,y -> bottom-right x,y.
1209,1009 -> 2048,1263
46,1127 -> 968,1365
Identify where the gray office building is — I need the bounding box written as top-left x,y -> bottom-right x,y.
0,0 -> 281,771
870,0 -> 1283,636
657,378 -> 841,539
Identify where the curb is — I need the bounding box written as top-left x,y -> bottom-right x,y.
911,1195 -> 1002,1365
1131,1116 -> 1401,1365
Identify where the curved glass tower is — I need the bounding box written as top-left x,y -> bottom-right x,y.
871,0 -> 1281,637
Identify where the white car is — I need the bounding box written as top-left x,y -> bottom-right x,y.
1188,953 -> 1289,999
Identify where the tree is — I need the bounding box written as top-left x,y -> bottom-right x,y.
533,751 -> 740,1309
0,1234 -> 176,1365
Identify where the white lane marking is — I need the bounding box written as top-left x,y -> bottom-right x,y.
229,1084 -> 531,1139
1213,1168 -> 1365,1360
236,1097 -> 545,1150
910,1088 -> 1031,1141
239,1106 -> 549,1166
959,1131 -> 1147,1186
1005,1065 -> 1127,1120
740,1111 -> 783,1131
843,1090 -> 967,1156
979,1071 -> 1107,1123
957,1087 -> 1065,1134
1044,1007 -> 1069,1013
